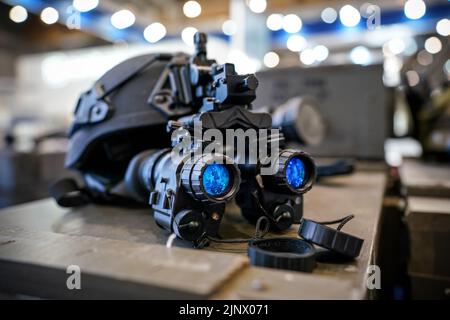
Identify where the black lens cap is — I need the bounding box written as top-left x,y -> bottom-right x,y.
248,238 -> 316,272
299,219 -> 363,258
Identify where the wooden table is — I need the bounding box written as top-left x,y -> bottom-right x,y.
0,166 -> 386,299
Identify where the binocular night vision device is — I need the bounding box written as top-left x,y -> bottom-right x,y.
125,146 -> 316,244
123,34 -> 316,245
58,32 -> 317,247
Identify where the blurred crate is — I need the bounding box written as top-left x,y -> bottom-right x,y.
410,273 -> 450,300
0,151 -> 73,208
406,196 -> 450,278
254,64 -> 392,159
401,160 -> 450,299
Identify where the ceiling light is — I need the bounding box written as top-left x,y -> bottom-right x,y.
339,5 -> 361,27
41,7 -> 59,25
183,1 -> 201,18
111,9 -> 135,29
181,27 -> 198,46
282,14 -> 302,34
144,22 -> 167,43
404,0 -> 426,20
263,52 -> 280,68
266,14 -> 283,31
417,50 -> 433,66
444,60 -> 450,76
222,20 -> 237,36
350,46 -> 371,65
9,5 -> 28,23
248,0 -> 267,14
436,19 -> 450,37
424,37 -> 442,54
73,0 -> 99,13
387,38 -> 406,55
286,35 -> 307,52
405,70 -> 420,87
321,8 -> 337,24
300,49 -> 315,66
313,45 -> 329,62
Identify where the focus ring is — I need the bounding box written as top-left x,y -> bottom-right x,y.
180,155 -> 205,201
181,154 -> 240,203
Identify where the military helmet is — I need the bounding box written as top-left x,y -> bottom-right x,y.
65,52 -> 191,182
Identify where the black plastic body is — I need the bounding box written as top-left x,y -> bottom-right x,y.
299,219 -> 364,258
248,238 -> 316,272
65,32 -> 318,245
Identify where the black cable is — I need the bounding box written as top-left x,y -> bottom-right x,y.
206,216 -> 270,244
315,214 -> 355,230
336,214 -> 355,231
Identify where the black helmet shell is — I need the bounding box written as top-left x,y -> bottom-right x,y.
65,53 -> 189,178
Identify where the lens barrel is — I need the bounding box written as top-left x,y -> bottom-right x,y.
261,149 -> 316,194
271,96 -> 326,146
181,153 -> 241,202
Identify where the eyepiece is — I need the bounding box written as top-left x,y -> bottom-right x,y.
181,154 -> 240,202
202,164 -> 231,197
285,156 -> 306,189
261,149 -> 316,194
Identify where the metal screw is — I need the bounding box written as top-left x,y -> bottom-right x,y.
211,212 -> 220,221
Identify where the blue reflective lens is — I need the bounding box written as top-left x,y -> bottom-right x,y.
286,157 -> 306,189
202,164 -> 231,197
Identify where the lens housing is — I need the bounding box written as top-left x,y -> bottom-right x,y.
261,149 -> 316,194
181,153 -> 241,202
271,96 -> 326,146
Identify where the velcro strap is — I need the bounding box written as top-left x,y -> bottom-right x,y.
49,178 -> 91,207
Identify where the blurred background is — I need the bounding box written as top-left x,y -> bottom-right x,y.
0,0 -> 449,206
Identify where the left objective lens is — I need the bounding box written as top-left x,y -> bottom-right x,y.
202,164 -> 231,197
181,154 -> 240,202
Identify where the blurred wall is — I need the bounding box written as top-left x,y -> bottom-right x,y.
11,36 -> 231,128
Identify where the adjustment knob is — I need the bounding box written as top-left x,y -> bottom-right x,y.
240,75 -> 259,91
173,210 -> 205,242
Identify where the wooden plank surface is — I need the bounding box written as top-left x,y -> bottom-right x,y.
400,159 -> 450,197
0,168 -> 386,299
212,267 -> 355,300
213,171 -> 385,297
0,228 -> 247,299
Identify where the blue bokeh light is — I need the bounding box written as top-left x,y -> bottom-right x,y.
286,157 -> 306,189
202,164 -> 231,197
